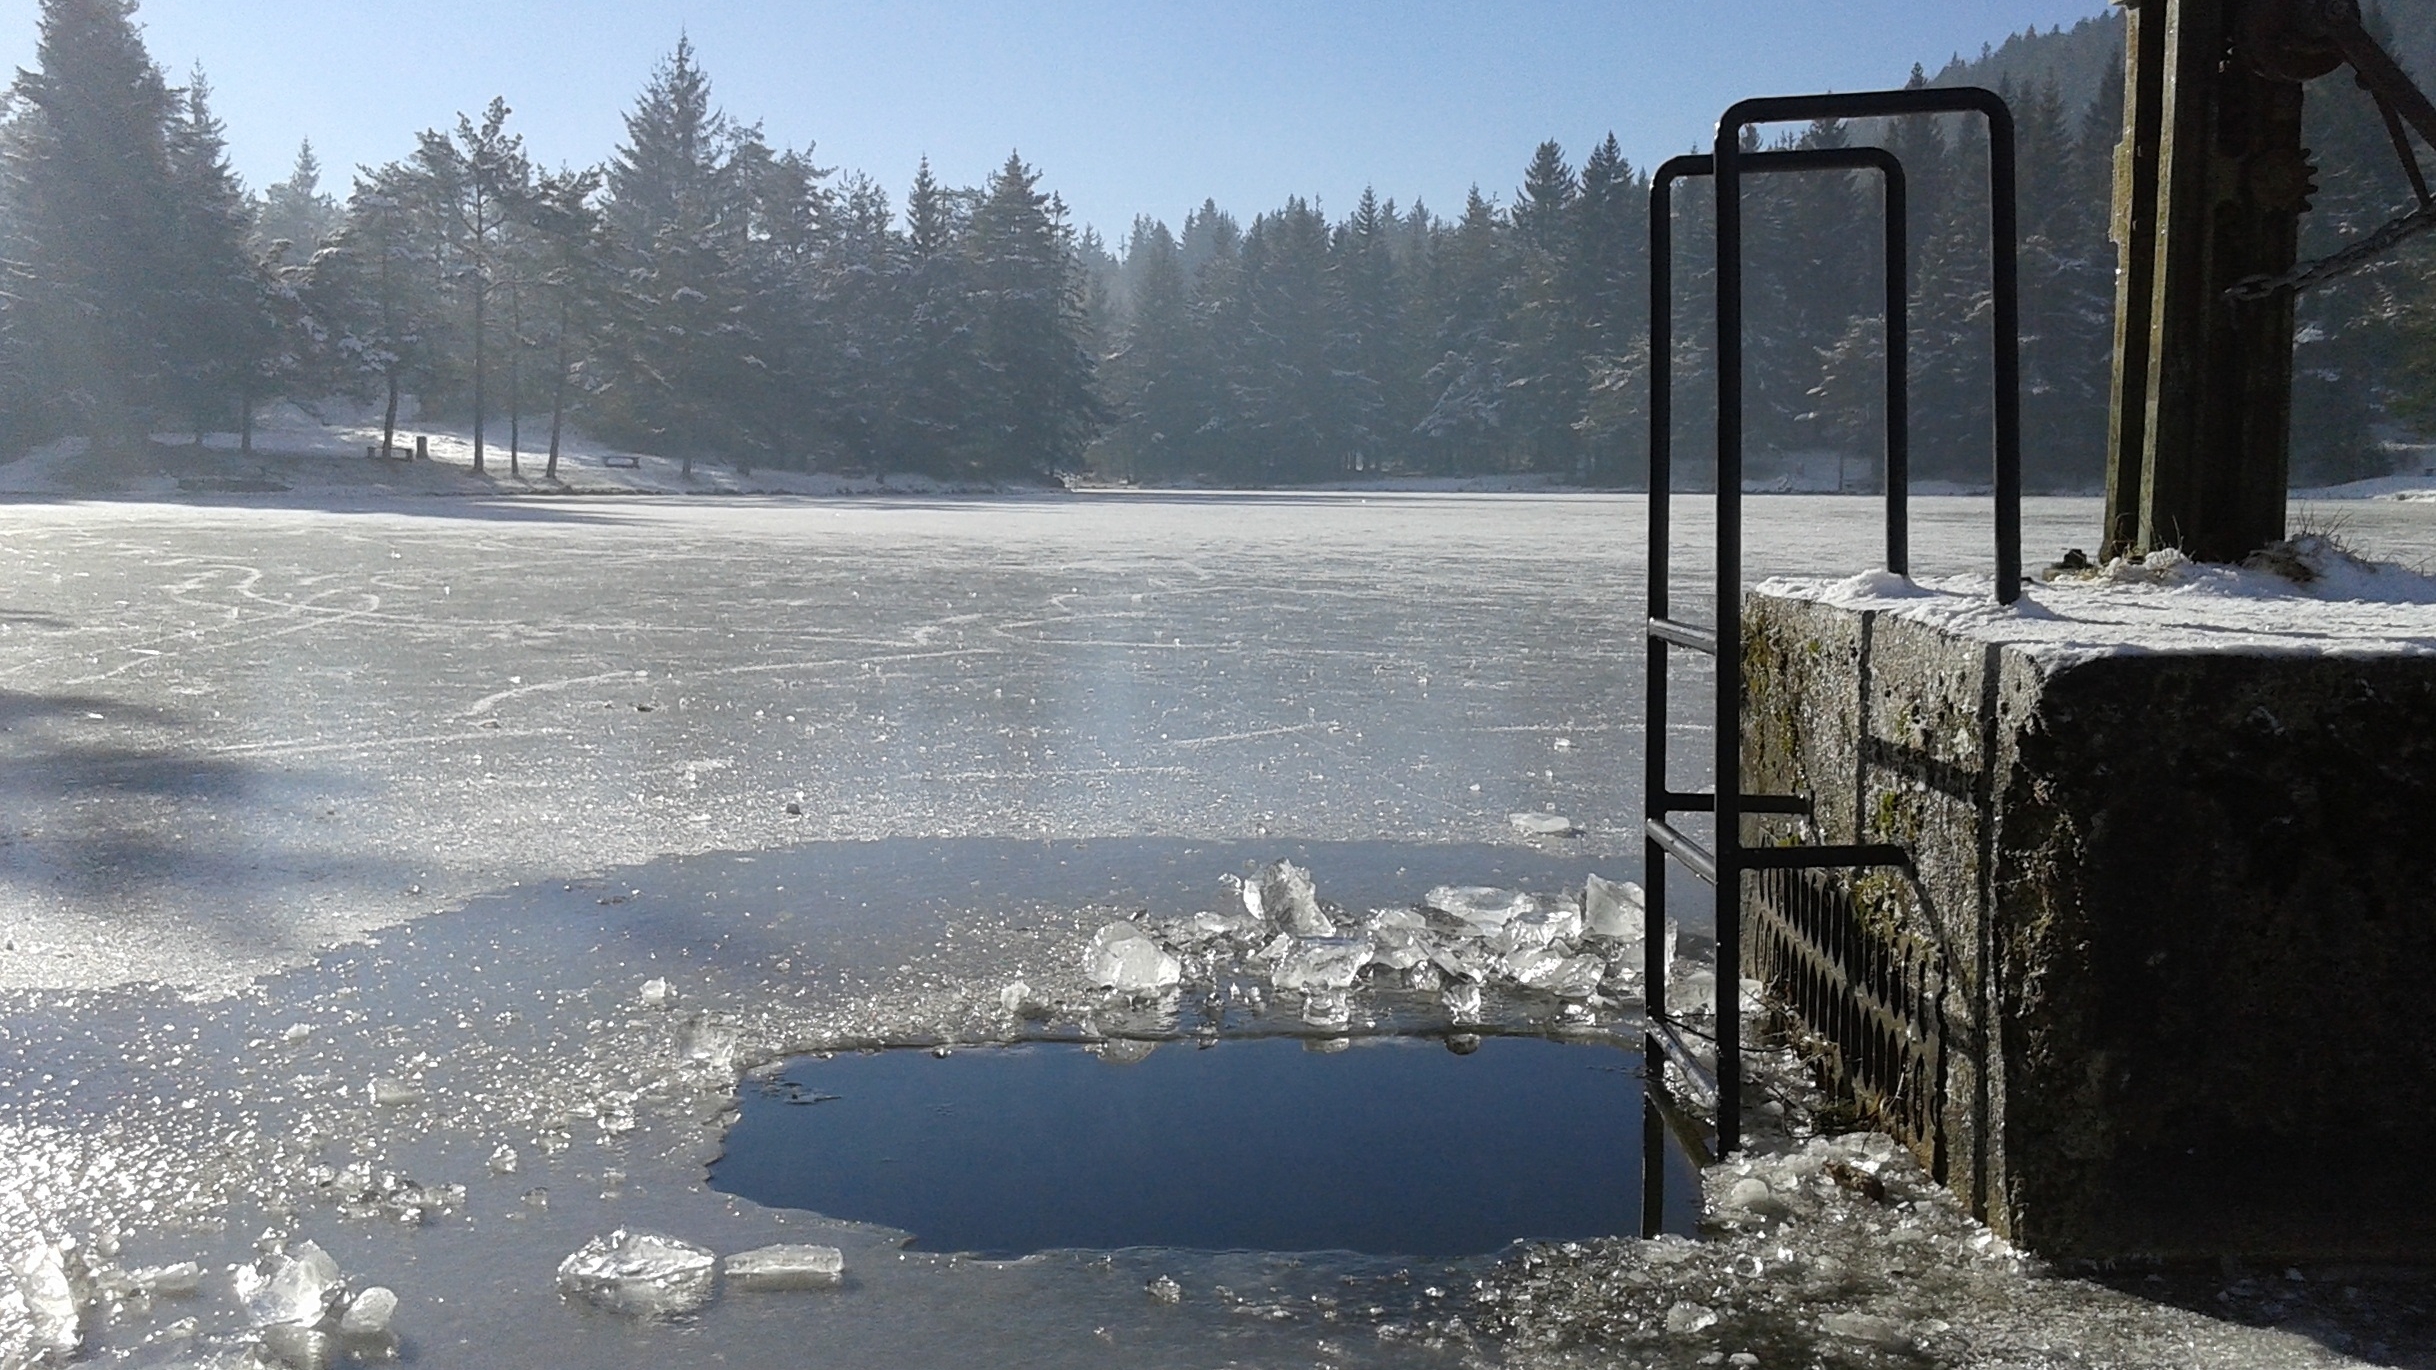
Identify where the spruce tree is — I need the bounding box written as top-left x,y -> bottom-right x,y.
2,0 -> 184,451
256,140 -> 341,258
964,152 -> 1103,479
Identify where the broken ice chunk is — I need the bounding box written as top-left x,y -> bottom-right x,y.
997,980 -> 1032,1015
1084,921 -> 1182,993
488,1144 -> 519,1175
1823,1311 -> 1912,1349
1424,886 -> 1538,935
131,1261 -> 203,1297
281,1023 -> 315,1044
1441,982 -> 1484,1022
7,1241 -> 82,1358
1146,1274 -> 1183,1304
1509,812 -> 1579,837
639,978 -> 674,1008
556,1229 -> 718,1318
366,1077 -> 423,1107
1495,904 -> 1584,953
1272,936 -> 1375,992
1543,954 -> 1607,999
1582,874 -> 1646,940
338,1286 -> 398,1336
235,1240 -> 343,1327
1251,861 -> 1335,936
723,1244 -> 844,1290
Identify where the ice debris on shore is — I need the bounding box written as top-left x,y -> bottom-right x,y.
1078,860 -> 1675,1022
556,1230 -> 718,1318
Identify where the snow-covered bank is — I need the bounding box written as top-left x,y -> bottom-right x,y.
0,405 -> 1042,500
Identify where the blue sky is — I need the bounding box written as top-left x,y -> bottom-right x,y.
1,1 -> 2112,240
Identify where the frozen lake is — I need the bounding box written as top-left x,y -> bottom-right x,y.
3,491 -> 2432,1369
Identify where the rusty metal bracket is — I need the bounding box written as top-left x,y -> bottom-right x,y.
2231,0 -> 2436,298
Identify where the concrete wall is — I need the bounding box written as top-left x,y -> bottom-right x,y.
1742,592 -> 2436,1259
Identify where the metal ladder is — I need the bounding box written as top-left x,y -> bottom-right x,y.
1641,88 -> 2023,1232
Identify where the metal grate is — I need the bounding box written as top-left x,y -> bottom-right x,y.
1748,868 -> 1946,1168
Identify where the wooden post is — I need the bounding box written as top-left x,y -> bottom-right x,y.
416,435 -> 429,462
2103,0 -> 2309,563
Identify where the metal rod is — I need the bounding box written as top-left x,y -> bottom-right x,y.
1648,616 -> 1720,655
1646,817 -> 1719,886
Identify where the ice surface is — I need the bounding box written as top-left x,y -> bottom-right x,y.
1083,921 -> 1183,993
256,1323 -> 338,1370
337,1286 -> 397,1336
555,1230 -> 718,1318
233,1240 -> 343,1327
722,1244 -> 844,1291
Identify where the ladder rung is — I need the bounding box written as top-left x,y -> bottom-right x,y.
1648,616 -> 1718,655
1662,791 -> 1811,816
1646,1014 -> 1720,1111
1645,817 -> 1718,884
1741,843 -> 1911,871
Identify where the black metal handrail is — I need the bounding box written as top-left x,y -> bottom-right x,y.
1640,89 -> 2022,1205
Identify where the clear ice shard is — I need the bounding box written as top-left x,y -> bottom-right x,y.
1582,874 -> 1646,939
6,1240 -> 81,1358
258,1323 -> 338,1370
1272,936 -> 1374,992
639,978 -> 674,1008
366,1077 -> 423,1107
722,1245 -> 845,1290
556,1229 -> 718,1318
1250,861 -> 1335,935
235,1240 -> 343,1327
1083,921 -> 1182,993
1424,886 -> 1538,933
338,1286 -> 397,1336
131,1261 -> 203,1297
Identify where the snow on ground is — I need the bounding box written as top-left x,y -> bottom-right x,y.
0,405 -> 1029,499
1759,533 -> 2436,669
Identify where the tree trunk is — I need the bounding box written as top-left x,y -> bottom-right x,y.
382,372 -> 401,459
508,283 -> 522,477
547,296 -> 570,481
240,384 -> 254,456
472,273 -> 487,474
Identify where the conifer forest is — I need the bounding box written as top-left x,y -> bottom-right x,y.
5,0 -> 2436,490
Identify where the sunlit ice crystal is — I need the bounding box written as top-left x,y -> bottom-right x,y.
1424,886 -> 1537,934
1251,860 -> 1336,935
234,1239 -> 344,1328
1582,873 -> 1646,940
338,1285 -> 399,1336
722,1245 -> 844,1291
6,1239 -> 83,1359
1083,921 -> 1181,993
556,1230 -> 718,1318
1271,936 -> 1374,992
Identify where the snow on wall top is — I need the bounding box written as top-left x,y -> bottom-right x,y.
1754,535 -> 2436,671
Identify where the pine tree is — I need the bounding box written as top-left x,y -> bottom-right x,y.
306,163 -> 435,461
964,152 -> 1104,478
1417,188 -> 1510,473
2,0 -> 185,450
409,98 -> 531,472
162,69 -> 273,447
599,37 -> 771,475
256,140 -> 340,258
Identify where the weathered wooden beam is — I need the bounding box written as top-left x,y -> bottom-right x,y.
2104,0 -> 2305,563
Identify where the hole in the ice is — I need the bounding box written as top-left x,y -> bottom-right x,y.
709,1033 -> 1701,1258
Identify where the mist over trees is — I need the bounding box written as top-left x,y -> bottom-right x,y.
2,0 -> 2432,488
